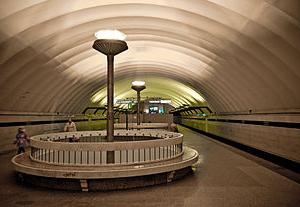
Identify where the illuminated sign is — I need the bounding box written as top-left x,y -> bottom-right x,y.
149,100 -> 160,104
116,99 -> 136,104
160,99 -> 171,104
149,99 -> 171,104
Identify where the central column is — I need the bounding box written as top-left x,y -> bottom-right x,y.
92,30 -> 128,164
107,55 -> 114,142
106,55 -> 114,163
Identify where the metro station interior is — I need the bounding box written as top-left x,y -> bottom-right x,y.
0,0 -> 300,206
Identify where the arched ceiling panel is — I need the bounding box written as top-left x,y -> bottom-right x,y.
0,0 -> 299,114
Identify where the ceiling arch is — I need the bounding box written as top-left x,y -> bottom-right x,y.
0,0 -> 299,114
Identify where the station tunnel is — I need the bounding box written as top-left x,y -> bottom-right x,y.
0,0 -> 300,206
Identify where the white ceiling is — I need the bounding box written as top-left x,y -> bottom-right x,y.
0,0 -> 299,113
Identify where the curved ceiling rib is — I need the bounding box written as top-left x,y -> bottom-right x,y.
0,0 -> 299,114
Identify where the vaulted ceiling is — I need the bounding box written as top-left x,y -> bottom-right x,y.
0,0 -> 299,114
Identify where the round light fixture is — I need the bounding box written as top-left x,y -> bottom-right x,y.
94,29 -> 126,40
132,81 -> 145,86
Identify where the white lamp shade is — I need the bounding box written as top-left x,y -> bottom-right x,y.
94,29 -> 126,40
132,81 -> 145,86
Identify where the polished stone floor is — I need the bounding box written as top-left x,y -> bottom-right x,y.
0,126 -> 299,207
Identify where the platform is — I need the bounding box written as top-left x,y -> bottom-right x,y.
1,126 -> 300,206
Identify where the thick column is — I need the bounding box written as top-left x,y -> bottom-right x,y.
107,55 -> 114,163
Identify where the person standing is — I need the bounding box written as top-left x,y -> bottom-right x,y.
64,118 -> 77,132
64,118 -> 78,142
14,126 -> 30,154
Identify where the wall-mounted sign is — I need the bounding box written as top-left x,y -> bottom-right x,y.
149,99 -> 171,104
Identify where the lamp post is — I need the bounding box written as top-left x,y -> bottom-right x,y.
93,30 -> 128,163
131,81 -> 146,127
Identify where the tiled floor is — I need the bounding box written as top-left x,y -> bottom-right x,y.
0,126 -> 299,207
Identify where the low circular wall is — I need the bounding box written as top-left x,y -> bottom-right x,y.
29,130 -> 183,166
12,129 -> 199,191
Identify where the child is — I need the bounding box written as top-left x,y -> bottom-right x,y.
14,127 -> 30,154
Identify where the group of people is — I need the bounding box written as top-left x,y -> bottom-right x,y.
13,118 -> 77,154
